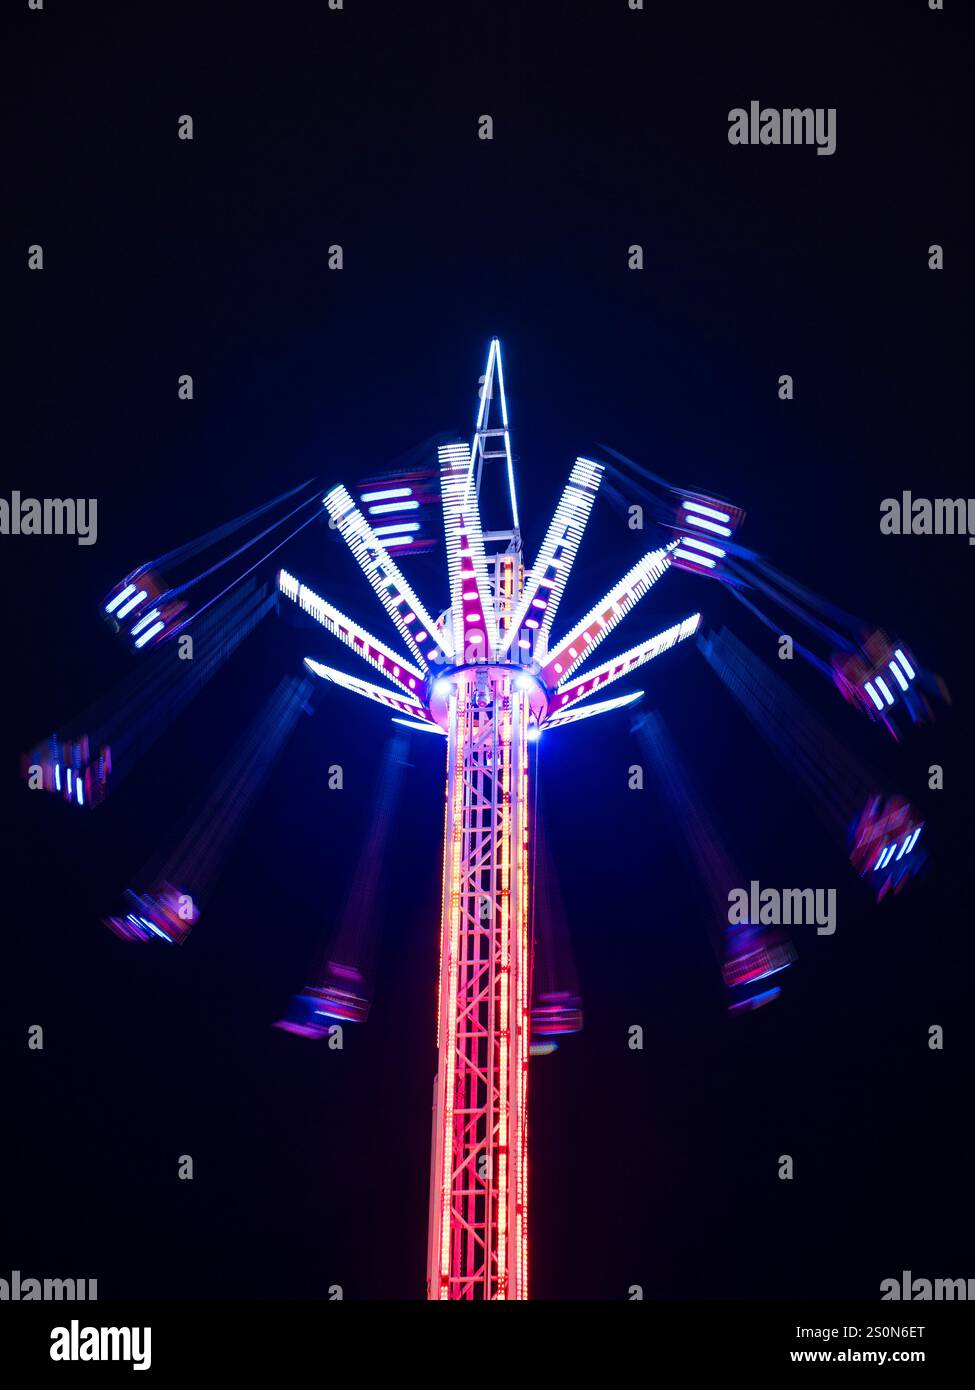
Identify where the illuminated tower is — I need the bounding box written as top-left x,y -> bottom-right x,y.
278,340 -> 700,1298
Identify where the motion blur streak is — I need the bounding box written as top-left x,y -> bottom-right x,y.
24,580 -> 277,816
529,817 -> 583,1050
105,674 -> 312,943
100,479 -> 323,651
697,628 -> 927,900
633,709 -> 796,1006
275,730 -> 410,1035
699,628 -> 879,841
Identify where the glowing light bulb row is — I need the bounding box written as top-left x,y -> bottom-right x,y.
278,569 -> 425,696
540,688 -> 644,730
303,658 -> 438,723
553,613 -> 701,712
542,544 -> 675,688
500,457 -> 602,659
323,485 -> 451,668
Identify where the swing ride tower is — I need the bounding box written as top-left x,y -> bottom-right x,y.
277,340 -> 700,1297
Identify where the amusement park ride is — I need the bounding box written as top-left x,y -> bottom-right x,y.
28,338 -> 944,1300
278,341 -> 700,1299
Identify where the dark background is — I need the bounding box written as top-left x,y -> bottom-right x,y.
2,0 -> 972,1300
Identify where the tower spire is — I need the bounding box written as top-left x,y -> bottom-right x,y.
472,337 -> 520,542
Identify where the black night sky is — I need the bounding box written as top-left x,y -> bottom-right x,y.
3,0 -> 973,1307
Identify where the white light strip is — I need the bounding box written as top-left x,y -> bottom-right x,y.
499,457 -> 602,658
684,515 -> 732,538
683,500 -> 731,523
553,613 -> 701,711
541,689 -> 643,730
492,339 -> 520,531
470,338 -> 519,536
361,488 -> 413,502
130,608 -> 161,636
673,548 -> 716,569
322,485 -> 452,666
894,648 -> 915,681
864,681 -> 884,711
134,620 -> 165,649
680,536 -> 726,558
303,658 -> 438,722
888,660 -> 909,692
105,583 -> 136,614
391,717 -> 446,735
542,544 -> 674,686
475,338 -> 497,433
278,569 -> 425,696
116,590 -> 148,620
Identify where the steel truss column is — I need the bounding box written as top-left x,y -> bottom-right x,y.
427,668 -> 531,1299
